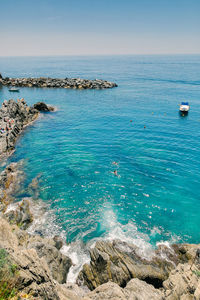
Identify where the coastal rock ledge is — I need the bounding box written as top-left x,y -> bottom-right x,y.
0,99 -> 54,158
0,73 -> 118,89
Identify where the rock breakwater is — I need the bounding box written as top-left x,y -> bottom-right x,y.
0,74 -> 118,89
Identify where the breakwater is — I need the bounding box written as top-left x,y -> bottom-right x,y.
0,73 -> 117,89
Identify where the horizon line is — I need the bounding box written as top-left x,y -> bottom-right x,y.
0,53 -> 200,58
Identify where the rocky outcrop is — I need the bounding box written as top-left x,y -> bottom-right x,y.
163,263 -> 200,299
77,240 -> 177,290
28,239 -> 72,284
83,279 -> 164,300
0,217 -> 76,299
0,161 -> 25,212
5,198 -> 33,229
0,75 -> 118,89
33,101 -> 54,112
0,99 -> 39,157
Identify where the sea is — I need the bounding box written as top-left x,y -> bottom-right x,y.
0,55 -> 200,281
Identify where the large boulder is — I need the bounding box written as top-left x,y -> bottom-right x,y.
83,279 -> 164,300
33,102 -> 54,112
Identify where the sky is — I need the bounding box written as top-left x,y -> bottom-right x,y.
0,0 -> 199,56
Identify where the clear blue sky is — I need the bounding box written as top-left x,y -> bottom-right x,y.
0,0 -> 199,56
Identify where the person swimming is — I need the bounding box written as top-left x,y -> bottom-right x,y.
112,161 -> 118,165
113,170 -> 118,176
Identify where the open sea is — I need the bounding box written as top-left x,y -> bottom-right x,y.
0,55 -> 200,280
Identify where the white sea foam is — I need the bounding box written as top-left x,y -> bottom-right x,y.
20,202 -> 178,284
61,241 -> 91,283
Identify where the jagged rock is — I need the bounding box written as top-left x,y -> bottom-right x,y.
78,240 -> 175,290
0,217 -> 75,299
28,240 -> 72,283
83,279 -> 164,300
163,263 -> 200,299
33,101 -> 54,112
0,217 -> 19,249
0,99 -> 39,157
5,199 -> 33,229
0,162 -> 24,211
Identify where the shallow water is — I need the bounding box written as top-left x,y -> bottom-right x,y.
0,55 -> 200,252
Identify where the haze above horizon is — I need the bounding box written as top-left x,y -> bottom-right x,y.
0,0 -> 199,56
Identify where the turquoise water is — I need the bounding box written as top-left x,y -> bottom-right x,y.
0,55 -> 200,247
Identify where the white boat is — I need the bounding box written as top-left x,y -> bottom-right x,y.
179,102 -> 190,113
9,87 -> 19,92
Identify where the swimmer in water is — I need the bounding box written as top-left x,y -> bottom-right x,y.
112,161 -> 118,165
113,170 -> 118,176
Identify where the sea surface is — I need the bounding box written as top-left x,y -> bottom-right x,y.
0,55 -> 200,280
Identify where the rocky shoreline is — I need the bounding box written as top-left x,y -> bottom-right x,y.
0,73 -> 117,89
0,99 -> 200,299
0,99 -> 54,158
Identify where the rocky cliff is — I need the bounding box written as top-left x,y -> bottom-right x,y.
0,99 -> 54,158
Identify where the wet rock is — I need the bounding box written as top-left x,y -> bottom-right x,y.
33,101 -> 54,112
5,199 -> 33,229
78,240 -> 177,290
28,240 -> 72,284
53,235 -> 64,250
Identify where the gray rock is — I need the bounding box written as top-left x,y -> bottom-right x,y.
0,75 -> 118,89
77,240 -> 178,290
33,101 -> 54,112
28,240 -> 72,284
0,99 -> 39,157
5,199 -> 33,229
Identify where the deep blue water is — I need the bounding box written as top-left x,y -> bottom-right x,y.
0,55 -> 200,248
